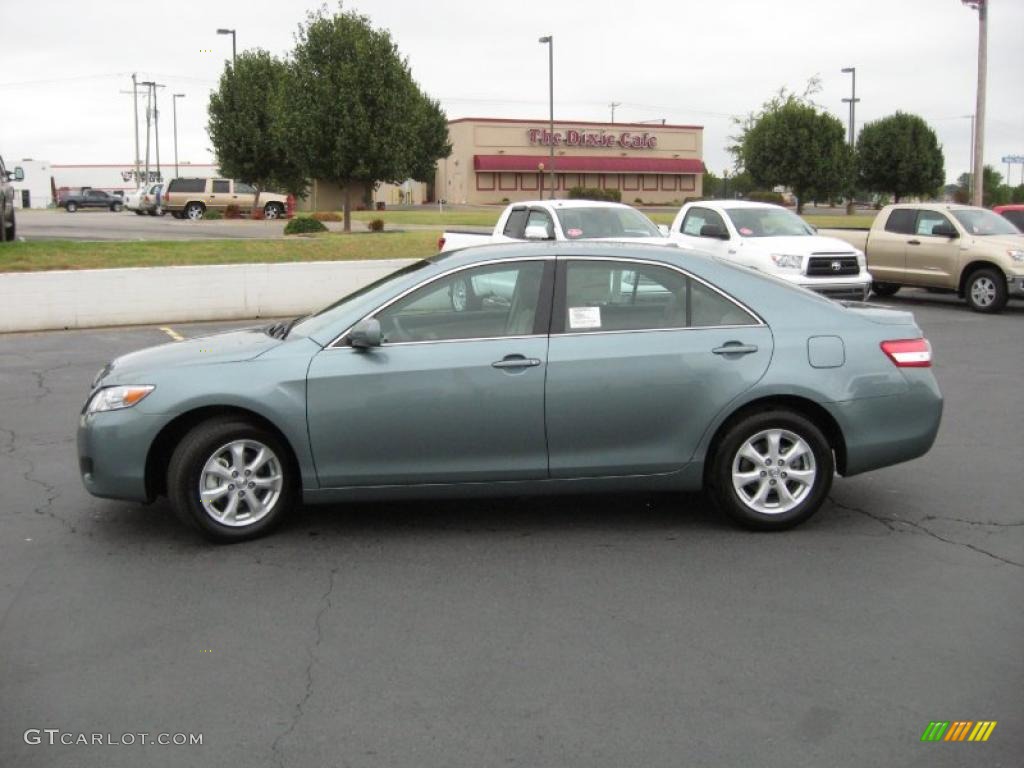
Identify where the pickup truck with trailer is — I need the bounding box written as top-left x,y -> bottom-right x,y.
668,200 -> 872,301
819,203 -> 1024,313
61,188 -> 123,212
438,199 -> 673,252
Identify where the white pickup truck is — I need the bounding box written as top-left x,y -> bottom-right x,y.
438,199 -> 673,252
667,200 -> 872,301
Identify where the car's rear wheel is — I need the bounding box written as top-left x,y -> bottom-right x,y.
168,419 -> 295,542
871,282 -> 900,297
263,202 -> 284,219
185,202 -> 205,221
710,410 -> 833,530
964,268 -> 1007,313
65,202 -> 78,213
111,203 -> 123,212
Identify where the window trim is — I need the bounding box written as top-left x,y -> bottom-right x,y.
913,210 -> 954,237
550,256 -> 764,335
327,256 -> 556,349
680,206 -> 728,238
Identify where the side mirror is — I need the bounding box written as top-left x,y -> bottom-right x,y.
657,224 -> 669,237
524,223 -> 551,240
348,318 -> 381,349
700,223 -> 729,240
932,223 -> 958,238
14,167 -> 25,182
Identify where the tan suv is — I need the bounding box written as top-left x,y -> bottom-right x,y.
163,178 -> 289,220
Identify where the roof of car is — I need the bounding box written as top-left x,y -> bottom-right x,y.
510,199 -> 632,210
700,200 -> 789,210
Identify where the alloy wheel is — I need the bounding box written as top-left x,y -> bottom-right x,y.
970,276 -> 997,308
731,428 -> 817,515
198,440 -> 283,527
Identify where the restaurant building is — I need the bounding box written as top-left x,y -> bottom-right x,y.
436,117 -> 704,206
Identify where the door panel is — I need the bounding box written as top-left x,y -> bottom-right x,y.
904,211 -> 959,286
307,338 -> 549,486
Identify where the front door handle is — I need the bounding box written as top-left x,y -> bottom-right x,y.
907,239 -> 921,246
492,355 -> 541,369
712,343 -> 759,356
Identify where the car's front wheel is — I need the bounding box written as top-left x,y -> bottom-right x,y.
710,410 -> 833,530
964,268 -> 1007,313
871,282 -> 900,297
263,202 -> 284,219
168,418 -> 296,542
65,202 -> 78,213
111,203 -> 123,212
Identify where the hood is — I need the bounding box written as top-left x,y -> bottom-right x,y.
966,234 -> 1024,250
739,235 -> 860,254
99,327 -> 281,384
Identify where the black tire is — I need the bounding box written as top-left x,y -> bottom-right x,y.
146,209 -> 157,216
167,418 -> 296,542
871,282 -> 900,297
263,202 -> 284,220
709,409 -> 834,531
171,211 -> 184,219
135,209 -> 146,216
111,203 -> 123,212
65,202 -> 78,213
964,267 -> 1007,314
8,210 -> 13,241
184,202 -> 205,221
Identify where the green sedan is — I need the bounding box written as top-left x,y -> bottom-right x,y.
78,241 -> 942,541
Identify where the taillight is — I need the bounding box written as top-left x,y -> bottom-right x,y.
880,339 -> 932,367
437,237 -> 446,251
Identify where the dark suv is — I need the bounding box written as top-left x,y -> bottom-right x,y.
1,154 -> 23,242
62,188 -> 123,213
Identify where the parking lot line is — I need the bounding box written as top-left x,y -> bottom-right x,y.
159,326 -> 185,342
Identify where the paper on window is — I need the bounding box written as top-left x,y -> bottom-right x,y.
569,306 -> 602,329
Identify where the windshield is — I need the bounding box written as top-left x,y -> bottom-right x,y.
725,207 -> 815,237
951,209 -> 1021,236
287,260 -> 432,339
555,207 -> 662,239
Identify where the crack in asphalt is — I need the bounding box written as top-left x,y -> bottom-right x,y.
271,566 -> 339,768
921,514 -> 1024,528
30,361 -> 75,404
829,496 -> 1023,568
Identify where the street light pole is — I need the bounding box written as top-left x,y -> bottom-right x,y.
962,0 -> 987,206
131,73 -> 140,187
539,35 -> 554,200
217,28 -> 237,66
172,94 -> 185,178
840,67 -> 859,146
609,101 -> 621,123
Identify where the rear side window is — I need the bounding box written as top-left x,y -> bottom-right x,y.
884,209 -> 917,234
168,178 -> 206,193
212,180 -> 230,194
502,208 -> 529,238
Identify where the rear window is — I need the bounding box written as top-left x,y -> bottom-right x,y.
167,178 -> 206,193
884,209 -> 917,234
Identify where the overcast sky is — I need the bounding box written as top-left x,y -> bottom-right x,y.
1,0 -> 1021,186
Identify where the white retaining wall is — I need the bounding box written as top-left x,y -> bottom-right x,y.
0,260 -> 416,333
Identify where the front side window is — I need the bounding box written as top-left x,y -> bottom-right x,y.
951,208 -> 1019,236
681,207 -> 727,237
556,207 -> 661,239
525,209 -> 554,239
915,211 -> 952,236
724,207 -> 813,237
234,182 -> 256,194
212,180 -> 230,194
375,261 -> 547,343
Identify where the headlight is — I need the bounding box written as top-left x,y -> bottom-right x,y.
1008,249 -> 1024,263
86,385 -> 155,414
770,253 -> 803,269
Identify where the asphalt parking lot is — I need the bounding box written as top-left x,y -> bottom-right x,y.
0,292 -> 1021,767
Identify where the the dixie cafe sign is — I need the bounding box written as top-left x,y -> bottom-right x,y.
528,128 -> 657,150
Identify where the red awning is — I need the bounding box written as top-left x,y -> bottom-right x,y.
474,154 -> 704,174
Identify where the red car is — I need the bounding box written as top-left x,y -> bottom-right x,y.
994,204 -> 1024,231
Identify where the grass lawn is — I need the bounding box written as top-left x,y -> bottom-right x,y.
803,213 -> 876,229
0,231 -> 440,273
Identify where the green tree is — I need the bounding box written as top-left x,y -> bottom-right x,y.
207,50 -> 307,212
279,7 -> 451,231
954,166 -> 1012,207
734,88 -> 850,213
856,112 -> 944,203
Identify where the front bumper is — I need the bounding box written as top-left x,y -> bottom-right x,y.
1008,274 -> 1024,297
77,408 -> 167,503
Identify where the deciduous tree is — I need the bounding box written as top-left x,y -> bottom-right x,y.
856,112 -> 944,203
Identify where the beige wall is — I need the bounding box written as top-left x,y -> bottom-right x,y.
435,118 -> 704,205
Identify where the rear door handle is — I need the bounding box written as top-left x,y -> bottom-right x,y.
907,239 -> 921,245
492,356 -> 541,369
712,343 -> 758,356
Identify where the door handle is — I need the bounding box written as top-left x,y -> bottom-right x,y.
492,356 -> 541,369
712,343 -> 758,356
907,239 -> 921,245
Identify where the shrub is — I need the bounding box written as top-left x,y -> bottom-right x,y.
251,207 -> 265,220
224,204 -> 243,219
203,209 -> 224,220
634,197 -> 643,204
501,197 -> 510,204
284,216 -> 328,235
567,186 -> 621,203
745,189 -> 787,205
368,218 -> 385,232
311,211 -> 342,222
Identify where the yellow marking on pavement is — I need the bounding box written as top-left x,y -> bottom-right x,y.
159,326 -> 185,342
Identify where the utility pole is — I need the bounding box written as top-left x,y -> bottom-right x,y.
140,81 -> 165,183
142,83 -> 152,186
538,35 -> 554,200
963,0 -> 987,206
131,74 -> 140,186
153,85 -> 161,181
609,102 -> 621,123
840,67 -> 859,146
172,94 -> 185,178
